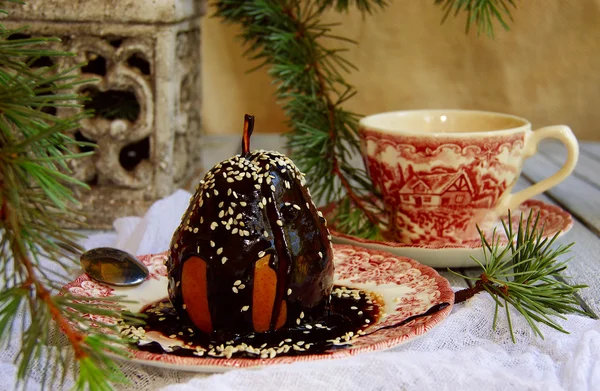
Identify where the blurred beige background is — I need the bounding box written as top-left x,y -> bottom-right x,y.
201,1 -> 600,141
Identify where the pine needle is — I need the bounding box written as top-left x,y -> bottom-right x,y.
0,5 -> 141,389
451,210 -> 589,342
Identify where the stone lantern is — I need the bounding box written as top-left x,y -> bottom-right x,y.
4,1 -> 205,228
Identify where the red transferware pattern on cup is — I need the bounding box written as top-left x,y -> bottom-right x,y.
361,130 -> 530,244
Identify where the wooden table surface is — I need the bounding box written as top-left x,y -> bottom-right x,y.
201,135 -> 600,319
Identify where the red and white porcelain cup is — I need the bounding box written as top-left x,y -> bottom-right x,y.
358,110 -> 579,245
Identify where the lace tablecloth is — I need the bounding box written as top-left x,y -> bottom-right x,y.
1,191 -> 598,390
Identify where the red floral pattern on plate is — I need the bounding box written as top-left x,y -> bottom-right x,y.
146,253 -> 168,280
68,280 -> 114,298
62,244 -> 454,372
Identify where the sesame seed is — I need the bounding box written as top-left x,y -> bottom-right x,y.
211,241 -> 215,247
240,202 -> 247,206
241,306 -> 249,312
219,201 -> 224,208
236,213 -> 243,220
232,228 -> 239,234
232,287 -> 238,293
193,227 -> 198,233
270,185 -> 276,192
287,288 -> 292,295
351,306 -> 358,310
210,222 -> 218,230
197,245 -> 200,252
217,247 -> 223,255
365,319 -> 371,324
263,231 -> 269,238
234,280 -> 241,286
228,207 -> 234,215
239,284 -> 245,289
222,257 -> 228,264
292,204 -> 301,210
276,220 -> 283,226
318,251 -> 323,258
258,251 -> 266,258
300,312 -> 304,319
214,189 -> 219,196
218,211 -> 225,218
296,318 -> 301,325
243,230 -> 250,236
262,197 -> 267,205
226,177 -> 234,183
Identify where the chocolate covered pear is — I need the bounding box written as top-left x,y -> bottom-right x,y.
167,115 -> 333,340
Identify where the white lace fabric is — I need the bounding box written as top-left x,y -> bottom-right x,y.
1,190 -> 598,391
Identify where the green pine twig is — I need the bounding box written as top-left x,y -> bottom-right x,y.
0,15 -> 139,390
434,0 -> 518,37
451,210 -> 589,342
214,0 -> 387,239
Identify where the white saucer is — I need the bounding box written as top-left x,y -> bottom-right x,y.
321,199 -> 573,268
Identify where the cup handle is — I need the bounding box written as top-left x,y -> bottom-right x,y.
496,125 -> 579,213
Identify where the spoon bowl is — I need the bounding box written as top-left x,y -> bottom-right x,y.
80,247 -> 149,286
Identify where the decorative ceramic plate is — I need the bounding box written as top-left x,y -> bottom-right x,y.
321,200 -> 573,268
63,244 -> 454,372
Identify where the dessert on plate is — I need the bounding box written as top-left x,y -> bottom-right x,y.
167,115 -> 335,342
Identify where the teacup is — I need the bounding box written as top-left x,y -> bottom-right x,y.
358,110 -> 579,245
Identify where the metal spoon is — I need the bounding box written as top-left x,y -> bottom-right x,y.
79,247 -> 149,286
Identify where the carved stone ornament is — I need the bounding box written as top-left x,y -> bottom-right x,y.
3,1 -> 205,228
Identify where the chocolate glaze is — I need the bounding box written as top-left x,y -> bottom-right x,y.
167,149 -> 334,341
135,285 -> 380,358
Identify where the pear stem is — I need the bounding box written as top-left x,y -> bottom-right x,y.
242,114 -> 255,156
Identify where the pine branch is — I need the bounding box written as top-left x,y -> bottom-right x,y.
0,12 -> 140,389
214,0 -> 387,239
434,0 -> 518,37
451,210 -> 589,342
